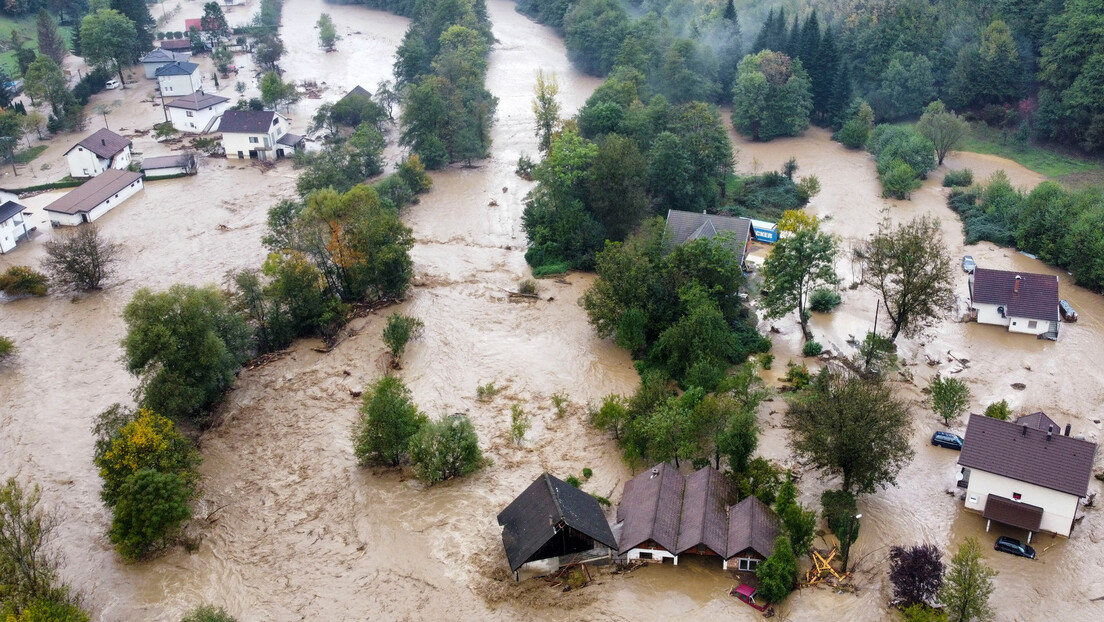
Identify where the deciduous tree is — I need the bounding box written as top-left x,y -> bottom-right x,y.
929,375 -> 971,426
761,212 -> 838,339
22,55 -> 67,111
41,225 -> 122,291
108,469 -> 192,560
532,69 -> 561,153
80,9 -> 138,88
317,12 -> 337,51
381,312 -> 424,365
889,543 -> 945,607
353,375 -> 426,466
732,50 -> 812,141
940,537 -> 997,622
917,101 -> 969,166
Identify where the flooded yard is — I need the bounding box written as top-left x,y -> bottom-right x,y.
1,0 -> 1102,620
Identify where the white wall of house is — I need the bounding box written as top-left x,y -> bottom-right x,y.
47,178 -> 144,226
159,72 -> 202,96
973,302 -> 1010,327
1,215 -> 28,253
143,165 -> 189,178
143,62 -> 167,79
624,547 -> 678,564
963,469 -> 1080,537
1008,315 -> 1052,335
168,102 -> 228,133
66,146 -> 131,178
222,115 -> 289,161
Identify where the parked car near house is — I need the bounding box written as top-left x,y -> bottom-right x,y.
105,79 -> 121,90
962,255 -> 976,273
995,536 -> 1035,559
932,431 -> 964,450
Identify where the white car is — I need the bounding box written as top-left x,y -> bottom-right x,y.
104,79 -> 121,90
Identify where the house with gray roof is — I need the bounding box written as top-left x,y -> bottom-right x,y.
44,169 -> 144,226
497,472 -> 618,580
0,200 -> 30,254
969,267 -> 1060,339
156,61 -> 202,96
617,463 -> 781,570
216,110 -> 302,161
664,209 -> 754,266
65,129 -> 132,178
165,91 -> 230,133
140,48 -> 191,78
958,413 -> 1097,540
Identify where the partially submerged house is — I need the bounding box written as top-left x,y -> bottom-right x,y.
664,210 -> 754,266
165,91 -> 230,133
497,472 -> 618,580
65,129 -> 132,178
0,200 -> 30,253
140,154 -> 197,178
44,169 -> 144,226
140,49 -> 191,79
958,413 -> 1097,540
156,61 -> 202,97
969,267 -> 1060,339
617,463 -> 780,570
217,110 -> 302,161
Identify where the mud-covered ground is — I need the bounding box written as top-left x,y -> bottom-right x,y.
1,1 -> 1103,620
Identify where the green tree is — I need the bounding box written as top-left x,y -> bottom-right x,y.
1036,0 -> 1104,151
353,375 -> 427,467
41,225 -> 122,291
110,0 -> 155,58
939,537 -> 997,622
93,407 -> 201,507
202,2 -> 231,42
181,605 -> 237,622
408,415 -> 485,485
732,50 -> 812,141
821,488 -> 861,569
786,368 -> 914,494
755,535 -> 798,603
774,475 -> 816,554
983,400 -> 1011,421
22,55 -> 67,111
80,9 -> 138,88
865,216 -> 956,341
108,469 -> 193,561
259,71 -> 297,111
585,133 -> 648,241
381,312 -> 424,365
929,375 -> 971,426
874,51 -> 935,120
761,213 -> 838,339
563,0 -> 629,76
122,284 -> 253,422
532,69 -> 561,153
36,9 -> 67,65
917,101 -> 969,166
317,12 -> 337,52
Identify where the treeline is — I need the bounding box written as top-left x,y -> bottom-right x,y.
392,0 -> 498,168
949,173 -> 1104,293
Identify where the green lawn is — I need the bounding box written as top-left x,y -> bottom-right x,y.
0,14 -> 74,77
14,144 -> 47,164
957,124 -> 1102,180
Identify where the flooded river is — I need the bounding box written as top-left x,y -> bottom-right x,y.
2,0 -> 1103,620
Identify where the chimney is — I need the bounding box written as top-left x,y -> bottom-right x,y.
1065,423 -> 1071,436
1047,424 -> 1053,441
1021,425 -> 1027,437
101,138 -> 106,146
1014,275 -> 1022,293
650,468 -> 658,479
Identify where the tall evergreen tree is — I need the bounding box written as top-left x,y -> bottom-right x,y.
36,9 -> 67,65
752,8 -> 774,53
110,0 -> 154,60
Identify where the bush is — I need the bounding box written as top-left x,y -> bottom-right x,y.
41,226 -> 122,291
550,392 -> 568,417
984,399 -> 1011,421
880,158 -> 923,199
565,475 -> 581,488
0,266 -> 48,296
582,467 -> 593,479
409,415 -> 486,485
901,604 -> 948,622
475,381 -> 498,401
509,402 -> 530,445
381,313 -> 424,364
809,288 -> 841,312
0,336 -> 13,360
109,469 -> 193,561
759,353 -> 774,370
532,262 -> 570,277
180,605 -> 237,622
784,361 -> 811,389
834,118 -> 870,149
802,341 -> 823,357
352,376 -> 426,467
942,169 -> 974,187
93,408 -> 201,507
755,535 -> 798,603
517,278 -> 538,295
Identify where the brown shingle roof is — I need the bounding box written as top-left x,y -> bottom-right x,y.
971,267 -> 1059,322
43,170 -> 142,215
67,129 -> 131,159
959,414 -> 1097,497
617,463 -> 685,554
664,209 -> 752,258
165,91 -> 229,111
140,154 -> 191,170
1015,412 -> 1058,432
676,467 -> 737,555
727,496 -> 781,559
983,494 -> 1043,531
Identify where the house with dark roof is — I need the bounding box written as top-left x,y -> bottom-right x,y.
165,91 -> 230,133
958,413 -> 1097,540
160,39 -> 193,52
969,267 -> 1060,339
156,61 -> 202,97
664,210 -> 754,266
0,200 -> 30,253
216,110 -> 302,161
140,153 -> 197,178
617,464 -> 780,570
497,473 -> 618,580
140,48 -> 191,79
44,169 -> 144,226
65,129 -> 132,178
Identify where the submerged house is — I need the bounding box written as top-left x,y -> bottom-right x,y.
0,200 -> 30,253
617,463 -> 780,570
165,91 -> 230,133
969,267 -> 1060,339
498,472 -> 618,580
140,49 -> 191,79
65,129 -> 132,178
664,209 -> 754,266
44,169 -> 144,226
217,110 -> 302,161
156,61 -> 202,97
958,413 -> 1097,540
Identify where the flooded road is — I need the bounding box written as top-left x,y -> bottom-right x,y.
2,1 -> 1103,620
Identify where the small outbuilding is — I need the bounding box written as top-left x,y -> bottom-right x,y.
0,200 -> 31,253
498,472 -> 618,580
156,61 -> 202,97
140,154 -> 197,178
969,267 -> 1060,339
140,49 -> 191,79
160,39 -> 192,52
65,128 -> 132,178
165,91 -> 231,133
44,169 -> 144,226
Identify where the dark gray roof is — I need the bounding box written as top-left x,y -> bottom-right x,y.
140,154 -> 191,170
0,200 -> 26,223
1016,412 -> 1058,432
67,129 -> 131,159
497,473 -> 617,573
277,133 -> 303,147
727,496 -> 781,560
155,61 -> 199,77
959,414 -> 1097,497
983,494 -> 1043,532
664,209 -> 752,257
217,110 -> 278,134
141,49 -> 184,63
161,39 -> 192,50
339,85 -> 372,103
971,267 -> 1059,322
617,463 -> 685,554
43,169 -> 142,215
165,91 -> 230,111
676,467 -> 737,555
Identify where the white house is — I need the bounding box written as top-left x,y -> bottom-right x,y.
0,200 -> 30,253
140,154 -> 197,178
216,110 -> 303,161
65,129 -> 132,178
958,413 -> 1097,540
969,267 -> 1060,338
44,169 -> 144,226
165,91 -> 230,133
140,48 -> 191,79
156,61 -> 203,97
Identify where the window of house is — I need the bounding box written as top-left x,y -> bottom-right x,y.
1028,320 -> 1037,329
738,558 -> 758,571
639,552 -> 653,560
186,111 -> 194,117
249,137 -> 259,143
1013,492 -> 1022,500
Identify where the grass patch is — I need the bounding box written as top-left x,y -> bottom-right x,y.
532,262 -> 569,277
958,130 -> 1100,179
0,14 -> 74,76
13,145 -> 47,164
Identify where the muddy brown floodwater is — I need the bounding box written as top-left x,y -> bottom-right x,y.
2,1 -> 1103,620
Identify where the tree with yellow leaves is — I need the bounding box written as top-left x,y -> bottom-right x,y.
92,406 -> 200,507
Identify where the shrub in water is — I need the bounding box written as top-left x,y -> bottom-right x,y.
809,288 -> 842,312
802,341 -> 823,357
942,169 -> 974,187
